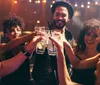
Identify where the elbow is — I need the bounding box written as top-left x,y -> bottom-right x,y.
71,61 -> 80,69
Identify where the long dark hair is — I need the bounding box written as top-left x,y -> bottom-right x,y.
76,19 -> 100,52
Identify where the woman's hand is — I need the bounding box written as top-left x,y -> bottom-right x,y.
25,36 -> 42,53
49,36 -> 63,52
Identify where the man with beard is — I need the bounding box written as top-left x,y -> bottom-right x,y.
49,1 -> 73,41
50,0 -> 74,81
32,1 -> 74,85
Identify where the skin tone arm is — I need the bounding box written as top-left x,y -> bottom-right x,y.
0,32 -> 36,54
0,36 -> 42,77
49,37 -> 82,85
64,39 -> 100,69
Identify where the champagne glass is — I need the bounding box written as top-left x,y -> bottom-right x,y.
47,30 -> 61,56
35,26 -> 49,54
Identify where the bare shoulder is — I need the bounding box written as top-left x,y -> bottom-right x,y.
74,49 -> 85,60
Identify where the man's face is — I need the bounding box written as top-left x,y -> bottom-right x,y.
5,25 -> 22,41
53,6 -> 70,29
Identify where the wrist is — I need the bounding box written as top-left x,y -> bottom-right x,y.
21,46 -> 32,58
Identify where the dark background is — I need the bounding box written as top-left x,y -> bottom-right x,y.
0,0 -> 100,39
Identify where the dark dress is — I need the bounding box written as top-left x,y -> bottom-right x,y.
0,47 -> 31,85
71,55 -> 96,85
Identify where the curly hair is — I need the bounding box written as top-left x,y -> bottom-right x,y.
76,19 -> 100,52
2,14 -> 25,34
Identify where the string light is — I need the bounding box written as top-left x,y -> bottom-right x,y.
37,0 -> 40,3
95,1 -> 98,5
87,1 -> 90,5
81,4 -> 84,8
72,1 -> 100,8
35,1 -> 37,3
35,0 -> 40,4
50,5 -> 52,8
12,0 -> 100,9
42,0 -> 46,3
52,1 -> 55,4
75,3 -> 78,7
29,0 -> 32,2
87,5 -> 90,8
14,0 -> 17,4
37,20 -> 40,24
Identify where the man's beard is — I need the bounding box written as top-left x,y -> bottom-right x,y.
53,20 -> 67,29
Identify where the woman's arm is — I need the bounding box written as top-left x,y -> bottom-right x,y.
49,37 -> 81,85
0,36 -> 42,77
64,40 -> 100,69
0,32 -> 36,54
77,53 -> 100,69
0,52 -> 27,77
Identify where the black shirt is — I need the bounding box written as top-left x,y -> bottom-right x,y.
1,47 -> 30,85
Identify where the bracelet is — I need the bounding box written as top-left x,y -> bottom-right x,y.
21,46 -> 31,58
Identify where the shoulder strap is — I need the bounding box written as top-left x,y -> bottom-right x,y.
75,53 -> 82,60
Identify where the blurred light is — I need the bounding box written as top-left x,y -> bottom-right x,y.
29,0 -> 32,2
74,10 -> 80,16
75,3 -> 78,7
95,1 -> 98,5
81,4 -> 84,8
33,11 -> 36,14
42,0 -> 46,3
35,0 -> 40,3
52,1 -> 55,4
50,5 -> 52,8
37,0 -> 40,3
14,0 -> 17,4
35,1 -> 37,3
37,20 -> 40,23
87,1 -> 90,4
87,5 -> 90,8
